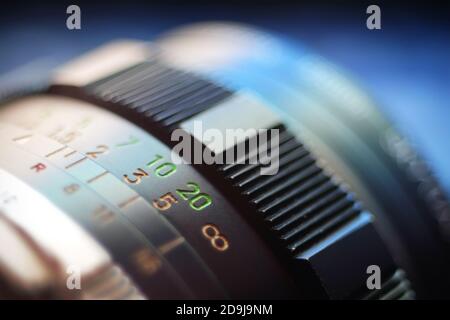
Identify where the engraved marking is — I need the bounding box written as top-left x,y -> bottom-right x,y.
64,183 -> 80,195
64,150 -> 77,158
159,237 -> 185,255
65,156 -> 87,169
118,194 -> 140,209
30,163 -> 46,172
92,205 -> 115,224
87,171 -> 109,184
123,168 -> 149,184
45,146 -> 68,158
12,134 -> 32,144
86,145 -> 109,159
133,249 -> 162,275
116,136 -> 140,148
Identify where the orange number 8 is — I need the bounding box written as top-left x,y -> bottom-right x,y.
201,224 -> 229,252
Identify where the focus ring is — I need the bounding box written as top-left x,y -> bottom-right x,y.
215,125 -> 411,298
218,126 -> 361,254
86,60 -> 232,129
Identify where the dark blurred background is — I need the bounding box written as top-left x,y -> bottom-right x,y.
0,0 -> 449,193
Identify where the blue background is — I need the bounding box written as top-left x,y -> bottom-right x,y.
1,1 -> 449,193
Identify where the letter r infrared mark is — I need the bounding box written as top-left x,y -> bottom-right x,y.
30,163 -> 46,172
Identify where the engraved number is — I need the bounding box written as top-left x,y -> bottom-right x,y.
202,224 -> 229,252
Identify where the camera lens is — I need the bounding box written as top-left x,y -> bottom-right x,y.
0,23 -> 447,299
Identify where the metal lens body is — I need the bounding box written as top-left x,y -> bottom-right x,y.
0,23 -> 447,299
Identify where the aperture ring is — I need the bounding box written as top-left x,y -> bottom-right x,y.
0,132 -> 191,299
86,60 -> 233,129
0,122 -> 225,299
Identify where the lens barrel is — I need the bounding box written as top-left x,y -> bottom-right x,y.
0,23 -> 447,299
